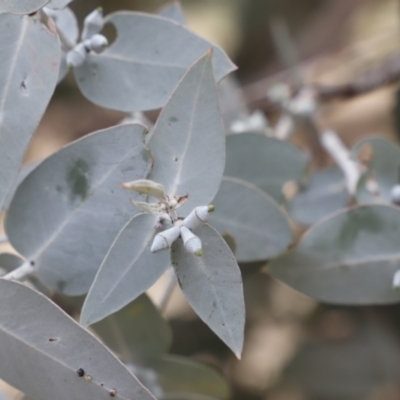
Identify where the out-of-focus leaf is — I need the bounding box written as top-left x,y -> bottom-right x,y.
352,137 -> 400,203
158,1 -> 186,25
45,6 -> 78,44
0,0 -> 48,14
0,391 -> 10,400
157,355 -> 230,400
0,253 -> 24,273
210,177 -> 293,262
269,204 -> 400,304
81,214 -> 170,326
0,13 -> 59,210
171,224 -> 244,358
6,124 -> 152,296
148,52 -> 225,215
163,395 -> 219,400
46,0 -> 73,9
92,294 -> 171,366
74,12 -> 235,112
289,166 -> 348,226
0,280 -> 155,400
224,133 -> 308,203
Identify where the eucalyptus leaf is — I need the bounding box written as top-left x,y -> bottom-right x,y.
81,214 -> 170,326
158,1 -> 186,25
157,355 -> 230,400
92,294 -> 171,366
224,133 -> 308,203
0,253 -> 24,273
0,12 -> 59,210
148,52 -> 225,215
0,0 -> 48,14
269,204 -> 400,304
46,0 -> 73,9
289,166 -> 348,226
46,6 -> 78,45
210,177 -> 293,262
351,137 -> 400,203
0,280 -> 155,400
74,12 -> 235,112
6,124 -> 152,295
164,395 -> 219,400
171,224 -> 244,358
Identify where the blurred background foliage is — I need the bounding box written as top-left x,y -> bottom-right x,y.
4,0 -> 400,399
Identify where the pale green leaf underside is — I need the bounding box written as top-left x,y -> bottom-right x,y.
74,12 -> 235,112
171,224 -> 245,358
270,204 -> 400,304
81,214 -> 170,326
6,124 -> 152,295
0,280 -> 155,400
0,13 -> 59,210
148,52 -> 225,215
210,177 -> 293,262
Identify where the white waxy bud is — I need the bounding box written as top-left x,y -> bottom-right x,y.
88,34 -> 108,53
154,213 -> 172,230
81,7 -> 104,41
391,184 -> 400,205
180,226 -> 202,256
393,269 -> 400,289
66,42 -> 88,68
151,226 -> 180,253
122,179 -> 167,202
182,205 -> 215,230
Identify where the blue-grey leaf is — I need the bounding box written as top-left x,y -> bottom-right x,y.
156,355 -> 230,400
74,12 -> 235,112
91,293 -> 172,366
269,204 -> 400,304
352,137 -> 400,203
0,0 -> 48,14
147,52 -> 225,215
46,0 -> 73,9
81,214 -> 170,326
289,166 -> 348,226
0,279 -> 155,400
0,253 -> 24,273
0,13 -> 59,210
171,224 -> 245,358
46,6 -> 78,45
6,124 -> 152,295
158,1 -> 186,25
224,133 -> 308,203
210,177 -> 293,262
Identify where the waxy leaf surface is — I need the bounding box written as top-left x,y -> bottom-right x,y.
75,12 -> 235,111
6,124 -> 152,295
158,1 -> 186,25
0,0 -> 48,14
270,204 -> 400,304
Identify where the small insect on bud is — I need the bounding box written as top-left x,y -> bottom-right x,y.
88,34 -> 108,53
391,184 -> 400,205
180,226 -> 202,256
81,7 -> 104,41
393,269 -> 400,289
182,205 -> 215,230
121,179 -> 167,202
66,42 -> 88,68
151,226 -> 181,253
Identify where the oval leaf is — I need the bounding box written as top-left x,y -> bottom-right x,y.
158,2 -> 186,25
352,137 -> 400,203
269,204 -> 400,304
0,279 -> 155,400
210,177 -> 293,262
171,224 -> 245,358
0,13 -> 59,209
224,133 -> 308,203
6,124 -> 152,295
46,0 -> 73,9
74,12 -> 235,112
92,293 -> 172,366
0,0 -> 48,14
147,52 -> 225,215
81,214 -> 170,326
157,355 -> 230,400
289,166 -> 348,226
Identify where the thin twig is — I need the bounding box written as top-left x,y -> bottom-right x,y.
3,261 -> 35,282
157,267 -> 177,314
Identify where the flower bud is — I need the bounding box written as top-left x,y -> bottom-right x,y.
182,205 -> 215,230
88,34 -> 108,53
122,179 -> 167,201
66,42 -> 88,68
81,7 -> 104,41
129,199 -> 163,215
391,184 -> 400,205
180,226 -> 202,256
151,226 -> 180,253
